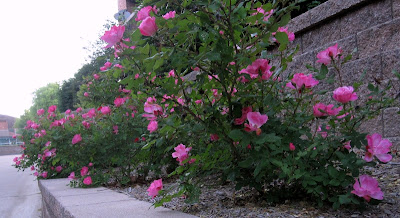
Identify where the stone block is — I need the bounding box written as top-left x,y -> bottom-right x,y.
339,53 -> 383,86
318,19 -> 342,46
382,48 -> 400,78
287,11 -> 311,34
309,0 -> 368,26
393,0 -> 400,18
302,28 -> 320,51
387,137 -> 400,151
357,17 -> 400,58
359,111 -> 384,135
285,51 -> 315,78
340,0 -> 392,38
383,107 -> 400,137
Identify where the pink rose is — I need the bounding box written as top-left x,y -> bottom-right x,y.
56,166 -> 63,172
364,133 -> 392,163
272,27 -> 295,42
94,74 -> 100,80
244,112 -> 268,135
83,176 -> 92,185
101,25 -> 125,48
114,97 -> 126,107
289,143 -> 296,151
317,44 -> 342,65
81,166 -> 89,176
37,109 -> 45,116
147,120 -> 158,133
286,73 -> 319,90
239,59 -> 272,80
68,172 -> 76,180
172,144 -> 192,165
344,141 -> 351,151
147,179 -> 163,198
101,106 -> 111,115
113,125 -> 119,134
84,92 -> 89,97
313,103 -> 342,117
333,86 -> 358,103
234,106 -> 252,125
72,134 -> 82,145
136,6 -> 157,21
76,107 -> 82,113
162,11 -> 176,20
41,171 -> 48,178
351,175 -> 383,202
139,17 -> 158,36
210,134 -> 219,141
48,105 -> 57,113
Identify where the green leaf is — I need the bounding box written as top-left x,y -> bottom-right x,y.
142,140 -> 156,150
329,180 -> 341,186
228,129 -> 243,141
279,13 -> 291,26
315,64 -> 328,80
207,52 -> 221,61
141,43 -> 150,55
153,59 -> 164,71
339,194 -> 351,204
328,166 -> 339,177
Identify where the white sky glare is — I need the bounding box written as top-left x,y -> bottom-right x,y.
0,0 -> 117,118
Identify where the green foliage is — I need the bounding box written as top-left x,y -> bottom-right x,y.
13,0 -> 397,210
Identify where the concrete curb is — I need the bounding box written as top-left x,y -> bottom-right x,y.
39,178 -> 197,218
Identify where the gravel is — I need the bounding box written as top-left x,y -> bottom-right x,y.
111,155 -> 400,218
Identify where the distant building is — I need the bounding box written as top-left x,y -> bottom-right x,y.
0,114 -> 20,145
118,0 -> 136,12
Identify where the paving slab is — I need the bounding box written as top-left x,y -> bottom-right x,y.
39,178 -> 198,218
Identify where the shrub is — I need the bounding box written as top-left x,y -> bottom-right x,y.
14,0 -> 398,209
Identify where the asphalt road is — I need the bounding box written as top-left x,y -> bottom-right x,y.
0,155 -> 41,218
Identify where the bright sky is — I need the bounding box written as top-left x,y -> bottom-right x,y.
0,0 -> 117,118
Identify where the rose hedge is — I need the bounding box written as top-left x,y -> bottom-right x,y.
14,0 -> 399,209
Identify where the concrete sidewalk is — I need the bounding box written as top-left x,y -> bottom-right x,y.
39,178 -> 197,218
0,155 -> 42,218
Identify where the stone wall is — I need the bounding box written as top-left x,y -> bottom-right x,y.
283,0 -> 400,148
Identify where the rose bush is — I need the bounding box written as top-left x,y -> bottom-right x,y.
14,0 -> 398,210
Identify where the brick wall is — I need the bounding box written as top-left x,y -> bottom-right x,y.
282,0 -> 400,148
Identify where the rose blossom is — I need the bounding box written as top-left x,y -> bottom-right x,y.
37,109 -> 45,116
313,103 -> 342,117
147,120 -> 158,133
136,6 -> 157,21
83,176 -> 92,185
147,179 -> 163,198
333,86 -> 358,103
100,25 -> 125,48
139,17 -> 157,36
364,133 -> 392,163
68,172 -> 76,180
101,106 -> 111,115
172,144 -> 192,165
244,112 -> 268,135
72,134 -> 82,145
81,166 -> 89,176
289,143 -> 296,151
286,73 -> 319,91
351,175 -> 383,202
162,11 -> 176,20
317,43 -> 342,65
